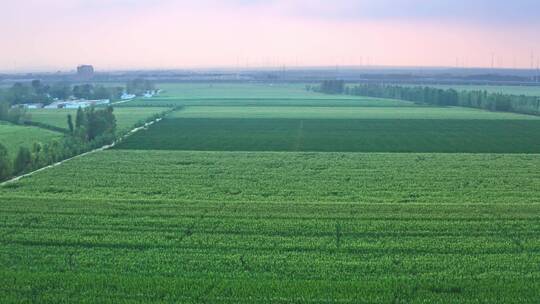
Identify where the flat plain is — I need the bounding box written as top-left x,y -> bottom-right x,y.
2,83 -> 540,303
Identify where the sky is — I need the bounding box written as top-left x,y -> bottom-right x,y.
0,0 -> 539,71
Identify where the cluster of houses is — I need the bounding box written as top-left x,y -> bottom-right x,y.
121,90 -> 161,100
13,99 -> 111,110
143,90 -> 161,98
11,89 -> 161,110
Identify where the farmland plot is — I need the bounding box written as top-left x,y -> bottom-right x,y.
0,122 -> 63,159
115,117 -> 540,153
27,107 -> 169,133
0,150 -> 540,302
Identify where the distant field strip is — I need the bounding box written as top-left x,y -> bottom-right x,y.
172,106 -> 540,120
0,122 -> 63,159
157,83 -> 344,99
27,107 -> 168,132
120,97 -> 415,108
115,118 -> 540,153
1,150 -> 539,302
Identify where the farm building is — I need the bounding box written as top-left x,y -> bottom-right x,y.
11,103 -> 44,109
121,93 -> 136,100
43,99 -> 110,109
142,90 -> 160,98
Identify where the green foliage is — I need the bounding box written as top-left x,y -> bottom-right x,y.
67,114 -> 74,133
74,106 -> 116,141
0,143 -> 11,179
345,83 -> 540,115
72,84 -> 123,100
0,100 -> 30,124
317,80 -> 345,94
126,78 -> 155,95
13,146 -> 32,173
26,107 -> 170,133
2,81 -> 123,106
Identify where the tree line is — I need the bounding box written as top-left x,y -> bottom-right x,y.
311,82 -> 540,115
313,80 -> 345,94
0,105 -> 177,182
0,106 -> 117,181
0,80 -> 124,105
126,78 -> 156,95
0,78 -> 157,107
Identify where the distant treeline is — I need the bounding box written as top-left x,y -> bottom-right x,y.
0,78 -> 157,106
0,102 -> 28,124
126,78 -> 156,95
312,81 -> 540,115
0,80 -> 124,105
313,80 -> 345,94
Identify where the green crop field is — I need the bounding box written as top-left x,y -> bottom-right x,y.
1,150 -> 540,302
158,83 -> 342,99
121,97 -> 417,108
173,106 -> 540,120
119,83 -> 416,108
27,107 -> 169,133
3,150 -> 540,203
116,117 -> 540,153
2,82 -> 540,303
0,122 -> 63,159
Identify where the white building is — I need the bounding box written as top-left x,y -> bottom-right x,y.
64,102 -> 92,109
12,103 -> 44,109
121,93 -> 136,100
143,90 -> 159,98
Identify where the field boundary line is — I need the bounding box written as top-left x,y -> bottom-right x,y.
0,118 -> 163,187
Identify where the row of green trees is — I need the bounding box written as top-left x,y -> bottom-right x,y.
0,81 -> 125,105
312,82 -> 540,115
0,132 -> 117,181
0,105 -> 178,182
0,78 -> 158,106
69,107 -> 117,140
315,80 -> 346,94
0,106 -> 117,181
126,78 -> 156,95
0,101 -> 29,124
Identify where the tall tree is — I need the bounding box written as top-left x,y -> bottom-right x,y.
67,114 -> 74,134
13,146 -> 32,174
75,107 -> 86,129
0,143 -> 11,180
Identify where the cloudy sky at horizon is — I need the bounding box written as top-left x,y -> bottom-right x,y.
1,0 -> 539,71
